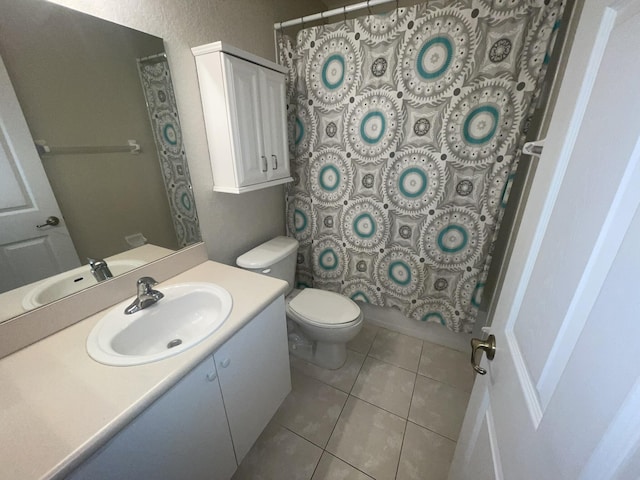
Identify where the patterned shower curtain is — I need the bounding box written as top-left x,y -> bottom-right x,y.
280,0 -> 564,333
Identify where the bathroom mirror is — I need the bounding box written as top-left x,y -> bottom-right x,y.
0,0 -> 201,323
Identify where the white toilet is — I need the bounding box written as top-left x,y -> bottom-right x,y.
237,236 -> 363,369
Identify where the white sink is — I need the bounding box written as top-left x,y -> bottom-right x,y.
86,282 -> 233,366
22,259 -> 146,309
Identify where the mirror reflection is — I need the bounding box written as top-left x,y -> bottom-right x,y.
0,0 -> 201,322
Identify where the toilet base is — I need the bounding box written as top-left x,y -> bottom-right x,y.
288,323 -> 348,370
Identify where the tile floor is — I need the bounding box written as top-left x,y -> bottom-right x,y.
232,324 -> 475,480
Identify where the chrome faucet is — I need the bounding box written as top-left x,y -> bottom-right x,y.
88,258 -> 113,282
124,277 -> 164,315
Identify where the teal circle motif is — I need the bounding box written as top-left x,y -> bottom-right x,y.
319,165 -> 340,192
350,291 -> 370,303
422,312 -> 445,325
437,225 -> 468,253
398,167 -> 428,198
353,213 -> 376,239
163,124 -> 178,145
295,117 -> 305,145
180,192 -> 191,211
319,249 -> 339,271
388,261 -> 412,286
294,209 -> 307,232
471,282 -> 485,307
360,111 -> 386,144
416,37 -> 453,80
321,54 -> 345,90
463,105 -> 499,145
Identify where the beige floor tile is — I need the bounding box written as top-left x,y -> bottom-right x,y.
369,328 -> 423,372
396,422 -> 456,480
409,375 -> 469,441
232,421 -> 322,480
273,369 -> 348,447
419,342 -> 476,391
290,350 -> 366,393
311,452 -> 373,480
326,396 -> 405,480
351,357 -> 416,418
347,323 -> 379,355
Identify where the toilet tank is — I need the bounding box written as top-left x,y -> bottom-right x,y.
236,236 -> 299,295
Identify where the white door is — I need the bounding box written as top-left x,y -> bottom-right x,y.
259,67 -> 290,182
450,1 -> 640,478
0,55 -> 79,294
223,55 -> 267,187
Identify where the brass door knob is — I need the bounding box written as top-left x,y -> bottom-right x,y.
470,335 -> 496,375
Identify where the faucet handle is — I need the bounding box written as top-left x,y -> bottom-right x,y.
137,276 -> 159,291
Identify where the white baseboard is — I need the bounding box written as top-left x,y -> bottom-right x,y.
360,303 -> 472,353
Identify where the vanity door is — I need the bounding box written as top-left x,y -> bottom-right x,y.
69,357 -> 237,480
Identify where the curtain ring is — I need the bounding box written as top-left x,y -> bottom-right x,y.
343,6 -> 347,22
320,11 -> 326,26
301,15 -> 305,30
368,0 -> 372,16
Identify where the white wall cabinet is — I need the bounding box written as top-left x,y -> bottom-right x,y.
193,42 -> 292,194
70,296 -> 290,479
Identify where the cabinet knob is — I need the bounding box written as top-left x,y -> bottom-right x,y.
261,155 -> 268,172
206,371 -> 218,382
220,358 -> 231,368
271,154 -> 278,170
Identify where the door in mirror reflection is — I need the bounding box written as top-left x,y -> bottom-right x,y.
0,56 -> 80,293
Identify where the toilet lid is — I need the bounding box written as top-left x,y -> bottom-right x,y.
288,289 -> 361,326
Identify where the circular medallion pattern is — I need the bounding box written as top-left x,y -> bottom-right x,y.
477,0 -> 532,17
346,90 -> 402,161
343,280 -> 382,305
398,11 -> 476,106
354,8 -> 412,42
325,122 -> 338,137
455,272 -> 482,316
340,198 -> 389,252
441,81 -> 519,165
413,118 -> 431,136
371,58 -> 388,77
485,164 -> 510,218
309,149 -> 353,204
399,225 -> 412,239
307,34 -> 361,111
312,236 -> 346,279
362,174 -> 375,189
288,98 -> 317,157
420,208 -> 483,270
382,149 -> 446,216
374,247 -> 425,298
521,5 -> 560,86
456,179 -> 474,196
411,299 -> 457,330
489,38 -> 512,62
287,196 -> 315,245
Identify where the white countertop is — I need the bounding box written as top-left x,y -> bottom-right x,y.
0,260 -> 287,480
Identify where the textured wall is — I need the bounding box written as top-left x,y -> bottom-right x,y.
48,0 -> 326,265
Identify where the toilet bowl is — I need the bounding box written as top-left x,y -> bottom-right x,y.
236,236 -> 363,370
286,288 -> 363,369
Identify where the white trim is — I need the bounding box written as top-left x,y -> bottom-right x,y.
192,42 -> 287,74
212,176 -> 293,194
486,406 -> 504,480
507,329 -> 543,427
537,132 -> 640,407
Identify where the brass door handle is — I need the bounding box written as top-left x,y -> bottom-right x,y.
470,334 -> 496,375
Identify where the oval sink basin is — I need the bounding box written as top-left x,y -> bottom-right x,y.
22,259 -> 146,309
87,282 -> 232,366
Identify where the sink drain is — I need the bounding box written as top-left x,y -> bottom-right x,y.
167,339 -> 182,349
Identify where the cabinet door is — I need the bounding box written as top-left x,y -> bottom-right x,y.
259,68 -> 291,181
69,357 -> 237,480
214,296 -> 291,463
223,55 -> 267,187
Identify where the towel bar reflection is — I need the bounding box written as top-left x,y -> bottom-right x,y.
35,139 -> 141,157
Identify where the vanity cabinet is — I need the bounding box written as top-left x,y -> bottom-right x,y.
68,356 -> 237,480
192,42 -> 292,194
69,296 -> 290,480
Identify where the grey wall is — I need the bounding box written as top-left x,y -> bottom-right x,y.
48,0 -> 327,265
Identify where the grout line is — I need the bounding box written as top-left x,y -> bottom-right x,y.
348,394 -> 408,422
322,451 -> 376,479
395,339 -> 424,479
406,419 -> 459,444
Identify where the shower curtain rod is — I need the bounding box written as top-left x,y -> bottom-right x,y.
274,0 -> 397,30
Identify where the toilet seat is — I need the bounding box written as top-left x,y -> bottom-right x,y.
287,289 -> 361,328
